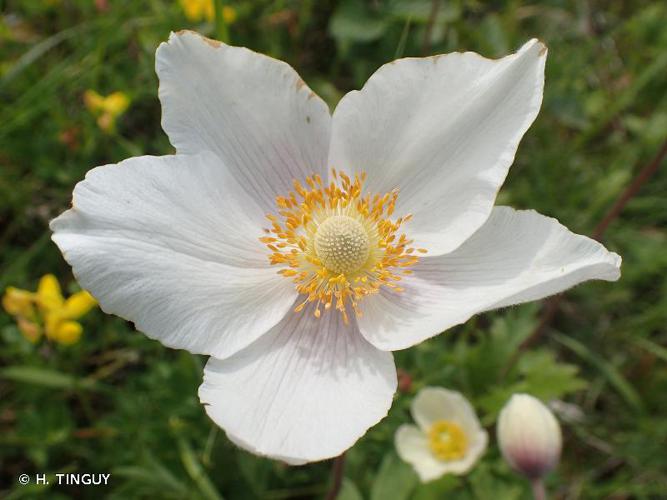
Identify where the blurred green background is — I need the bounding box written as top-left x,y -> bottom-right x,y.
1,0 -> 666,498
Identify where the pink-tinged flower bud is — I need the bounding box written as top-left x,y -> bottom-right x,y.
497,394 -> 562,479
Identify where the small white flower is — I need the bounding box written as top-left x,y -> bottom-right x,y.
497,394 -> 562,479
395,388 -> 488,482
50,31 -> 621,464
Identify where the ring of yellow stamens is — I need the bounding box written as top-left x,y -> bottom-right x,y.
428,420 -> 468,461
261,169 -> 427,324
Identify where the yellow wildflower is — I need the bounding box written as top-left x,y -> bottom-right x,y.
17,317 -> 41,343
37,273 -> 64,310
2,287 -> 35,317
83,90 -> 130,133
2,274 -> 97,345
180,0 -> 237,24
222,5 -> 237,24
180,0 -> 214,21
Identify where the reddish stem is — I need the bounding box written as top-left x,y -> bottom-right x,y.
512,137 -> 667,359
531,478 -> 547,500
324,453 -> 346,500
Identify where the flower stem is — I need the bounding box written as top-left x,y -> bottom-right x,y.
591,138 -> 667,240
324,453 -> 346,500
531,478 -> 547,500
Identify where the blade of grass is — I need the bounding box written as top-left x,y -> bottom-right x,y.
552,333 -> 644,412
214,0 -> 231,43
0,231 -> 51,290
0,23 -> 93,88
394,15 -> 413,59
633,337 -> 667,364
171,419 -> 223,500
113,452 -> 190,497
575,51 -> 667,148
0,366 -> 99,391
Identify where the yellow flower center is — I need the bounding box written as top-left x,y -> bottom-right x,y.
428,420 -> 468,461
261,169 -> 426,324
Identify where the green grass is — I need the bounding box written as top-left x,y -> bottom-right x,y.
1,1 -> 666,498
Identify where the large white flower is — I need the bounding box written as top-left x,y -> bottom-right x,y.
50,31 -> 621,464
395,388 -> 488,481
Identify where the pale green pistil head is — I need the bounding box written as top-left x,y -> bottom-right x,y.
314,215 -> 370,274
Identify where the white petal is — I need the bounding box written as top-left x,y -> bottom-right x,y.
357,207 -> 621,351
198,303 -> 397,464
329,39 -> 546,255
395,424 -> 487,481
440,430 -> 488,476
394,425 -> 447,482
411,388 -> 482,438
156,30 -> 331,212
50,153 -> 296,358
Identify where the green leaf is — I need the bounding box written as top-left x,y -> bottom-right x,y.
633,337 -> 667,363
478,350 -> 587,423
370,452 -> 417,500
112,459 -> 189,499
338,478 -> 364,500
519,350 -> 588,400
553,333 -> 644,412
467,463 -> 523,500
412,475 -> 460,500
236,450 -> 272,498
329,0 -> 388,45
171,421 -> 224,500
459,305 -> 538,395
0,366 -> 98,390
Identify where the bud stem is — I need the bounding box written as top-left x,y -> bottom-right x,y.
530,478 -> 547,500
324,452 -> 346,500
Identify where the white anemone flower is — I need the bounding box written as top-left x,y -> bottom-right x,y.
395,388 -> 488,481
50,31 -> 621,464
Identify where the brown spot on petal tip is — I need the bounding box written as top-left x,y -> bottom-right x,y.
202,36 -> 222,48
174,29 -> 202,38
295,79 -> 317,100
539,44 -> 547,56
175,29 -> 223,48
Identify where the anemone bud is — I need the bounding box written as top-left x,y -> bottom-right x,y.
497,394 -> 562,479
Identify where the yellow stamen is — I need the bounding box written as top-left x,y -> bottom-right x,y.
261,169 -> 426,323
428,420 -> 468,461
